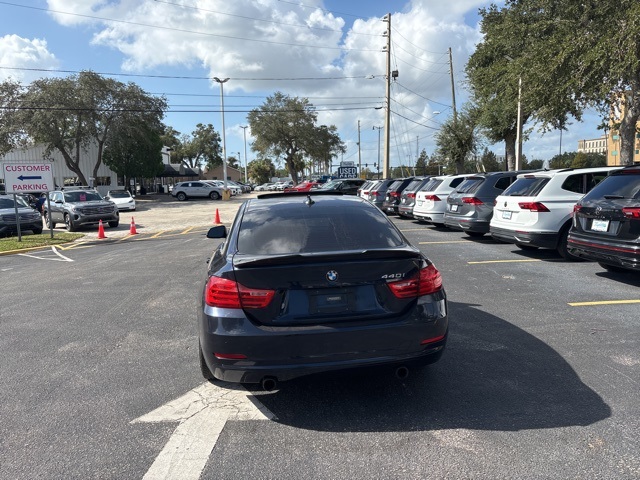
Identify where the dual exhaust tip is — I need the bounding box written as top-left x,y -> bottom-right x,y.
259,366 -> 410,391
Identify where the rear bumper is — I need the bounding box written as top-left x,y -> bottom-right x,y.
398,205 -> 415,217
199,295 -> 448,383
490,226 -> 559,249
444,215 -> 490,233
413,212 -> 445,224
567,234 -> 640,270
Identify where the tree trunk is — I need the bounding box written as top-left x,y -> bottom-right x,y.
93,140 -> 104,181
618,88 -> 640,166
504,131 -> 516,171
57,145 -> 88,185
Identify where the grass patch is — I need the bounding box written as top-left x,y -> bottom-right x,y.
0,232 -> 84,252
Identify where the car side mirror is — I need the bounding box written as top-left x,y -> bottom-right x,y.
207,225 -> 227,238
104,196 -> 110,200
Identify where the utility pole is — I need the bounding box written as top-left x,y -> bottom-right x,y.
240,125 -> 248,183
373,126 -> 383,179
213,77 -> 229,193
357,120 -> 362,178
383,13 -> 391,179
448,47 -> 457,122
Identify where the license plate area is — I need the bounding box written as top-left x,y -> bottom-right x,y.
309,289 -> 353,314
502,210 -> 512,220
450,204 -> 459,212
591,219 -> 609,232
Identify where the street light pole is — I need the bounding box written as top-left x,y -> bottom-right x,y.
515,74 -> 523,170
240,125 -> 248,183
213,77 -> 229,192
373,126 -> 383,179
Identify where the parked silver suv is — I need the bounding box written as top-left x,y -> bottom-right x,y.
45,188 -> 119,232
172,181 -> 224,201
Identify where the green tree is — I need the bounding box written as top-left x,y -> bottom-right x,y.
1,71 -> 167,185
414,149 -> 429,176
435,107 -> 479,174
549,151 -> 576,169
103,119 -> 164,186
248,92 -> 344,184
526,159 -> 545,170
176,123 -> 222,169
248,157 -> 276,184
469,1 -> 640,167
479,148 -> 503,172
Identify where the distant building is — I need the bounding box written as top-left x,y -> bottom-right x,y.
201,164 -> 242,182
577,135 -> 607,155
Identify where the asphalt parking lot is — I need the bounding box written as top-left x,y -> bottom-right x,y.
1,196 -> 639,479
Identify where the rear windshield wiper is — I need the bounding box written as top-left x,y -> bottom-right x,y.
603,194 -> 625,199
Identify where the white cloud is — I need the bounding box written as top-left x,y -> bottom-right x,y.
0,35 -> 59,82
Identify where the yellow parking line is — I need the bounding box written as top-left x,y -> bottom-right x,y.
419,241 -> 468,245
181,226 -> 195,234
150,230 -> 166,239
468,259 -> 542,264
568,299 -> 640,307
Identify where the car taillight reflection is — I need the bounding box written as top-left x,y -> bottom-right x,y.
205,276 -> 275,309
387,264 -> 442,298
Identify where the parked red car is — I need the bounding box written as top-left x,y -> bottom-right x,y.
284,181 -> 321,192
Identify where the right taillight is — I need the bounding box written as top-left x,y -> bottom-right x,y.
622,207 -> 640,218
424,194 -> 441,201
205,276 -> 275,309
518,202 -> 550,212
387,264 -> 442,298
462,197 -> 483,205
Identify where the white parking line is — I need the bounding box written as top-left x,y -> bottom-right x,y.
17,246 -> 74,262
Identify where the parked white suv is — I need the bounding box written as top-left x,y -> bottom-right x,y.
413,174 -> 469,226
490,167 -> 621,259
172,181 -> 224,201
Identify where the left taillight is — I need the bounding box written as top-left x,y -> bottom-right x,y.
387,264 -> 443,299
462,197 -> 484,205
205,276 -> 275,309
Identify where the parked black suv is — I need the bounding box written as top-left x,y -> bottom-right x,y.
44,188 -> 119,232
567,165 -> 640,272
381,177 -> 416,215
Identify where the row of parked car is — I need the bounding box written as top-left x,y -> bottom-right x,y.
357,166 -> 640,273
170,180 -> 252,201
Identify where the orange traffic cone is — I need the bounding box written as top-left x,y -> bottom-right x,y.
214,209 -> 221,224
129,217 -> 138,235
97,219 -> 106,239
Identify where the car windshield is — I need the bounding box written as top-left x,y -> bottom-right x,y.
108,191 -> 131,198
64,191 -> 102,202
238,200 -> 404,255
0,197 -> 28,208
502,177 -> 550,196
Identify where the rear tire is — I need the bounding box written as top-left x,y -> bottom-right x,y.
465,231 -> 485,237
32,227 -> 43,235
108,220 -> 119,228
557,226 -> 581,261
210,191 -> 221,200
598,262 -> 629,273
199,343 -> 215,380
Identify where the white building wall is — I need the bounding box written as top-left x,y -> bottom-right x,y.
0,142 -> 119,196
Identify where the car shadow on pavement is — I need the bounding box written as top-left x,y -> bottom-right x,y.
594,270 -> 640,287
248,300 -> 611,433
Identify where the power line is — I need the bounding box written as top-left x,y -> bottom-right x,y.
0,66 -> 384,82
153,0 -> 379,37
0,1 -> 379,52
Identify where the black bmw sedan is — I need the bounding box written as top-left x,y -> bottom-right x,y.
198,192 -> 448,389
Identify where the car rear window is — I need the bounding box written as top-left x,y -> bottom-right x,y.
421,179 -> 442,192
404,179 -> 424,192
455,177 -> 484,194
238,200 -> 405,255
582,173 -> 640,201
502,177 -> 550,196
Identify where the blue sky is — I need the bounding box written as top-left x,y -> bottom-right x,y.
0,0 -> 602,171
